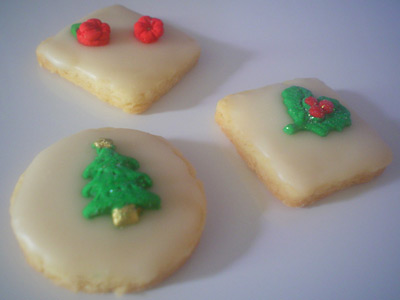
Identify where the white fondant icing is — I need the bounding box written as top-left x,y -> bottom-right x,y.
37,5 -> 200,104
222,78 -> 392,196
11,128 -> 206,283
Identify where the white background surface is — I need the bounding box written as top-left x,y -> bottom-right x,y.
1,1 -> 400,299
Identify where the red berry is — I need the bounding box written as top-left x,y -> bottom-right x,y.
134,16 -> 164,44
305,96 -> 318,107
309,105 -> 325,118
319,99 -> 334,114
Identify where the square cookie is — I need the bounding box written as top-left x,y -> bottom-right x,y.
215,78 -> 392,207
36,5 -> 201,113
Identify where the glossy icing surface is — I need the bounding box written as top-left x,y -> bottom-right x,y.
36,5 -> 200,103
11,128 -> 206,283
223,78 -> 392,195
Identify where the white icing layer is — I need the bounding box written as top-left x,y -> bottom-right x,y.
11,128 -> 206,288
221,78 -> 392,198
37,5 -> 200,106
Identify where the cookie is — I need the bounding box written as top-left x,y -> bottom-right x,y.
36,5 -> 201,113
215,78 -> 392,207
10,128 -> 206,294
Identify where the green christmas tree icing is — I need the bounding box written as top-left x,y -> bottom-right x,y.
282,86 -> 351,137
82,138 -> 161,225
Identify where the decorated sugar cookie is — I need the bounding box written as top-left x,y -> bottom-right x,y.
10,128 -> 206,294
36,5 -> 200,113
215,78 -> 392,207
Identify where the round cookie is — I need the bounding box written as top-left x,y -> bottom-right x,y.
10,128 -> 206,294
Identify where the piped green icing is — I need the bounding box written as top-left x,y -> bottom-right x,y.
81,139 -> 161,221
70,23 -> 81,38
282,86 -> 351,137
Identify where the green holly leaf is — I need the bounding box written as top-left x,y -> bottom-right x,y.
70,23 -> 81,38
282,86 -> 351,137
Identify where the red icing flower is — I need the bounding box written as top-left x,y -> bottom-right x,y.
305,97 -> 335,119
134,16 -> 164,44
77,19 -> 110,46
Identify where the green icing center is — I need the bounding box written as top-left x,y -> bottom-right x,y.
282,86 -> 351,137
81,140 -> 161,221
